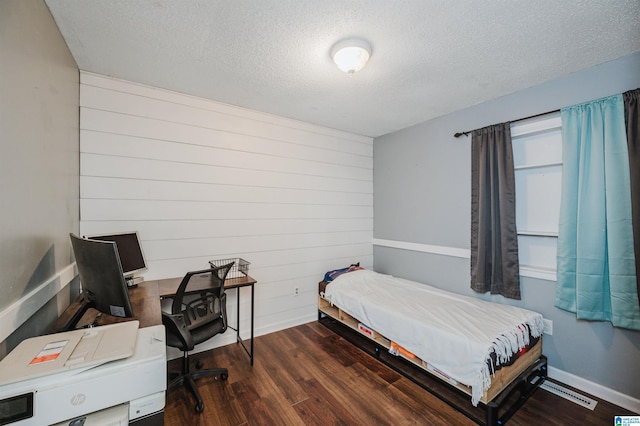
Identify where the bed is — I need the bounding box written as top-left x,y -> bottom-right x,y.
317,268 -> 547,425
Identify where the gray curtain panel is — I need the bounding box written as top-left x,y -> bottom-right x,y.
623,88 -> 640,304
470,122 -> 521,299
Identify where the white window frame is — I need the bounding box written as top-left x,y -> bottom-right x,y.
511,112 -> 562,282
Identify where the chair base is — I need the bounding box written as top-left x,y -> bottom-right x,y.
168,353 -> 228,413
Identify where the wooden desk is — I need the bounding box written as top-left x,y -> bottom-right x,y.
50,281 -> 162,332
51,274 -> 256,364
154,274 -> 257,365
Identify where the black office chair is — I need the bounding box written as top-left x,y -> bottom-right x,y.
162,262 -> 234,413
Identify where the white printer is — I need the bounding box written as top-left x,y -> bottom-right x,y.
0,322 -> 166,425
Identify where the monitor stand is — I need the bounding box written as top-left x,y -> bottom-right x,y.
125,276 -> 144,288
59,298 -> 95,331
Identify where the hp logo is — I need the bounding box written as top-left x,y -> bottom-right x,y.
70,393 -> 86,405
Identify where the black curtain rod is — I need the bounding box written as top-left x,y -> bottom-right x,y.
453,108 -> 561,138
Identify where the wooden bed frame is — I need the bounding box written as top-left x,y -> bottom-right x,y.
318,292 -> 548,425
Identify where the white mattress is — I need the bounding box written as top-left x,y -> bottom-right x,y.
323,269 -> 544,405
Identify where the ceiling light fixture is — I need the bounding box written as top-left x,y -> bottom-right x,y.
331,38 -> 372,74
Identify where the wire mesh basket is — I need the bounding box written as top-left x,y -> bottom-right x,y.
209,258 -> 250,278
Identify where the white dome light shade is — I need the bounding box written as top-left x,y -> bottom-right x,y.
331,38 -> 372,73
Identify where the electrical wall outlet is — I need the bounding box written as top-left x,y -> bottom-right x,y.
543,318 -> 553,335
293,286 -> 300,296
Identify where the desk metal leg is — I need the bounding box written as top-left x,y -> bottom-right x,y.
236,287 -> 240,345
250,283 -> 254,365
233,284 -> 254,366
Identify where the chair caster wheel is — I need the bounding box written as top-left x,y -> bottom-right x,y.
195,359 -> 204,369
221,372 -> 229,381
195,402 -> 204,413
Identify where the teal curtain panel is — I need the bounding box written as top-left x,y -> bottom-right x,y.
556,94 -> 640,330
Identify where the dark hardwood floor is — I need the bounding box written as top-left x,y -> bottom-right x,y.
164,321 -> 636,425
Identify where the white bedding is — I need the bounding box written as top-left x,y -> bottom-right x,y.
323,269 -> 544,406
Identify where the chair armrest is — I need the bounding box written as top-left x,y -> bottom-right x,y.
162,312 -> 195,351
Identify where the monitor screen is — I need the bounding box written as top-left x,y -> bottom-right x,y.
69,233 -> 134,319
85,231 -> 147,278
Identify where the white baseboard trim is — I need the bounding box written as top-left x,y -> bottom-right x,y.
548,366 -> 640,414
167,312 -> 317,361
0,263 -> 77,343
166,333 -> 238,361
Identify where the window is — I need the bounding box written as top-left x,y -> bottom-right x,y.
511,112 -> 562,281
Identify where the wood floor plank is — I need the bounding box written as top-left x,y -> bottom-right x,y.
163,322 -> 636,425
293,378 -> 363,425
243,361 -> 307,425
200,376 -> 246,425
230,378 -> 287,425
388,376 -> 475,425
309,356 -> 411,424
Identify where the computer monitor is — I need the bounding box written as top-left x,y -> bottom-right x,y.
69,233 -> 134,326
85,231 -> 147,282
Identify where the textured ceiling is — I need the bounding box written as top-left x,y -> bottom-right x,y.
45,0 -> 640,137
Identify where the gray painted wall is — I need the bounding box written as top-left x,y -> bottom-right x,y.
374,52 -> 640,399
0,0 -> 79,357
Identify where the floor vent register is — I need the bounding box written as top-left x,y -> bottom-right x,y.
540,380 -> 598,410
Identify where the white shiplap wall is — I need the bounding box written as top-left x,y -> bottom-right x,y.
79,72 -> 373,345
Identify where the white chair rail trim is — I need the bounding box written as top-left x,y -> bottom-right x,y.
373,238 -> 557,282
0,263 -> 76,343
